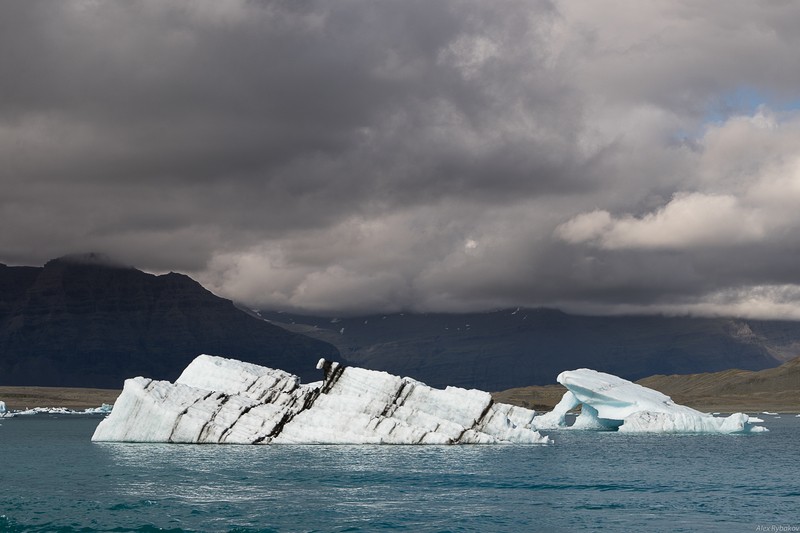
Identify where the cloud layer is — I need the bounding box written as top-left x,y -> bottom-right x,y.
3,1 -> 800,317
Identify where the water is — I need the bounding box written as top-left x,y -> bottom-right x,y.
1,414 -> 799,532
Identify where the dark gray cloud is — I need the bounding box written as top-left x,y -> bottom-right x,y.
3,1 -> 800,318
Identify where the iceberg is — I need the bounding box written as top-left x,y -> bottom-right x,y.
3,406 -> 109,417
0,404 -> 113,417
92,355 -> 551,445
534,368 -> 767,434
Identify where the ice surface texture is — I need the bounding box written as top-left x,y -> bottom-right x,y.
92,355 -> 551,444
534,368 -> 767,433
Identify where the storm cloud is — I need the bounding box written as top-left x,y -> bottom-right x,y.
3,1 -> 800,317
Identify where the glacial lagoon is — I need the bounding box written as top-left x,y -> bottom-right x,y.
2,414 -> 799,532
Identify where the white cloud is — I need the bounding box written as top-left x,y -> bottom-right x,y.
558,192 -> 764,250
605,192 -> 764,249
556,210 -> 613,245
558,108 -> 800,252
563,285 -> 800,321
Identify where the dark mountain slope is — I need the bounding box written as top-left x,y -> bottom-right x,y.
0,255 -> 339,388
258,309 -> 788,390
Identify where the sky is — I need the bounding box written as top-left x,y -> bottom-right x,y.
3,1 -> 800,318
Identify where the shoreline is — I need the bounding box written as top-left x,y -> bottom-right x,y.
1,384 -> 797,414
0,386 -> 121,411
491,384 -> 800,414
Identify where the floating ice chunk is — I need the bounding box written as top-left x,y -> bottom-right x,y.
534,368 -> 767,434
620,411 -> 767,434
83,404 -> 114,414
92,355 -> 551,445
6,405 -> 112,416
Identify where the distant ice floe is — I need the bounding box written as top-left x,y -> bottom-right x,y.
92,355 -> 551,445
0,404 -> 113,418
532,369 -> 767,434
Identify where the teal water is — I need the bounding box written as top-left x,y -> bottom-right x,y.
1,414 -> 798,532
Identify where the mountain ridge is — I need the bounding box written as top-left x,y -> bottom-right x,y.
3,254 -> 798,392
257,308 -> 796,390
0,256 -> 340,388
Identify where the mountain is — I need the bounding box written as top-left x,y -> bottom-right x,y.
4,253 -> 795,392
0,254 -> 340,388
256,309 -> 796,390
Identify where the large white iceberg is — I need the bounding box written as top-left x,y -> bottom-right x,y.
533,368 -> 767,434
92,355 -> 551,445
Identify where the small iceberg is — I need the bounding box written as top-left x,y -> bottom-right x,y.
9,404 -> 114,417
533,368 -> 767,434
92,355 -> 551,445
